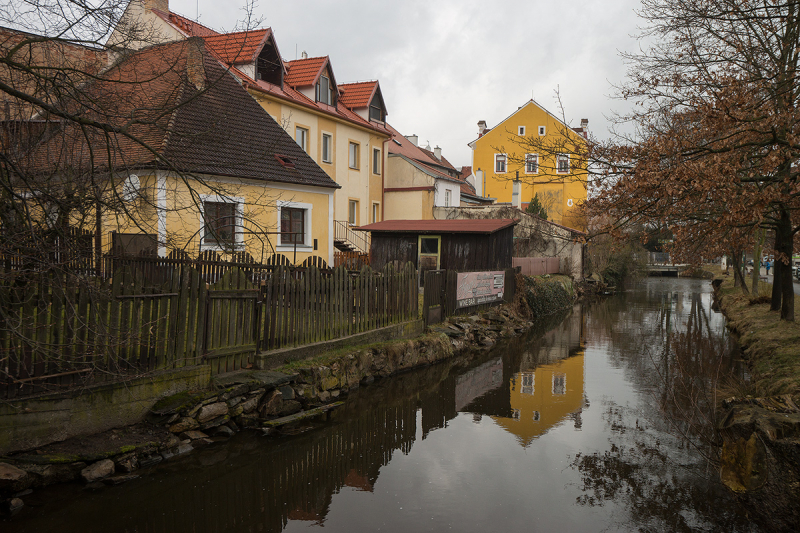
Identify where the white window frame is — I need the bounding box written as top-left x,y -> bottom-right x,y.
348,199 -> 359,225
322,133 -> 332,163
295,126 -> 309,152
557,153 -> 570,174
199,194 -> 245,252
372,147 -> 381,175
538,126 -> 546,136
349,142 -> 360,169
372,202 -> 380,223
518,126 -> 526,136
444,189 -> 451,207
276,200 -> 313,251
495,153 -> 507,174
525,153 -> 539,174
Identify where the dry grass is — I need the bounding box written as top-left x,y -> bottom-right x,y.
717,276 -> 800,395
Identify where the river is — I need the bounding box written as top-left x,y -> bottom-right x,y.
4,277 -> 762,532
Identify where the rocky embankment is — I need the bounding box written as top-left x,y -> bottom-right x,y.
2,294 -> 558,516
712,278 -> 800,532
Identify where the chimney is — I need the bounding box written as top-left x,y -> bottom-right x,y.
144,0 -> 169,12
433,146 -> 442,160
301,50 -> 308,59
405,134 -> 418,146
475,169 -> 484,197
512,177 -> 522,209
580,118 -> 589,138
477,120 -> 487,136
186,39 -> 206,90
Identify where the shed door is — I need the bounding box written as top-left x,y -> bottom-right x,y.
418,235 -> 441,278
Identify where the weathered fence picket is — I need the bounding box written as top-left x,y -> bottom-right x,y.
0,261 -> 419,398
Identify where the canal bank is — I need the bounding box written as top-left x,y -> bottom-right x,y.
3,277 -> 759,533
713,277 -> 800,532
0,275 -> 577,513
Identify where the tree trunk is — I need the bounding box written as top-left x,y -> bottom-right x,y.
751,228 -> 764,296
777,208 -> 794,321
731,248 -> 750,295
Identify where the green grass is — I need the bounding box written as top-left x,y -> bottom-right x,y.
717,276 -> 800,396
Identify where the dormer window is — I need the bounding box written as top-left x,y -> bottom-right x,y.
256,39 -> 283,87
368,91 -> 386,122
316,75 -> 334,105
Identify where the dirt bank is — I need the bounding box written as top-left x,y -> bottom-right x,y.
713,277 -> 800,532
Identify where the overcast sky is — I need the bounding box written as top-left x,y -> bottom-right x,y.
171,0 -> 644,168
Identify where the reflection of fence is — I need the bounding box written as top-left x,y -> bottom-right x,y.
423,268 -> 516,326
512,257 -> 559,276
0,262 -> 419,398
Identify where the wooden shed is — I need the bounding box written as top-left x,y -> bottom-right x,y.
356,219 -> 518,274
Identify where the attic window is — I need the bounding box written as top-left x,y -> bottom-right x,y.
256,42 -> 283,87
368,92 -> 385,122
275,154 -> 295,168
316,75 -> 334,105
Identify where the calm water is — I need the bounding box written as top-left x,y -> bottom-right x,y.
5,278 -> 761,532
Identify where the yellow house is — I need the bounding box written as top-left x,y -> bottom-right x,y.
469,100 -> 589,231
17,39 -> 339,265
110,1 -> 392,257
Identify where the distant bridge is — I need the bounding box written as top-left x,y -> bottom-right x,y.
646,252 -> 689,276
647,263 -> 689,277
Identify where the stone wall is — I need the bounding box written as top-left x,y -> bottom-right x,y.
434,205 -> 585,278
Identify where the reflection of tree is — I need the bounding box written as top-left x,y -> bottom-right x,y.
572,280 -> 754,531
570,404 -> 754,532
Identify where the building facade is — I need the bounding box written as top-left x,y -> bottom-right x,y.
469,100 -> 588,231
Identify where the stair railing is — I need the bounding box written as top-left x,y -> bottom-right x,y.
334,220 -> 371,254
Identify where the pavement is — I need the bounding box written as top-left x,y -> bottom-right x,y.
749,266 -> 800,295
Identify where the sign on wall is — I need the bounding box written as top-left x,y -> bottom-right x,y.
456,271 -> 505,309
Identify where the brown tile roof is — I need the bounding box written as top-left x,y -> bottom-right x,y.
338,81 -> 377,109
356,219 -> 518,234
284,56 -> 328,87
152,9 -> 220,38
202,29 -> 272,65
18,39 -> 339,190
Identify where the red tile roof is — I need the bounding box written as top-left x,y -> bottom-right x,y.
356,219 -> 518,234
202,29 -> 272,65
152,9 -> 220,37
338,81 -> 377,108
284,56 -> 327,87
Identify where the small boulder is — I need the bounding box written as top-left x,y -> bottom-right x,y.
169,417 -> 199,434
197,402 -> 228,423
180,430 -> 209,440
0,463 -> 29,493
81,459 -> 115,483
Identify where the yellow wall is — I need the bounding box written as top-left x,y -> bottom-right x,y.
101,172 -> 333,264
250,91 -> 389,229
383,190 -> 433,221
492,354 -> 585,447
471,101 -> 587,230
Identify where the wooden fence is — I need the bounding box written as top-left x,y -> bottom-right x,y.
423,268 -> 517,326
0,262 -> 419,398
512,257 -> 560,276
259,263 -> 417,351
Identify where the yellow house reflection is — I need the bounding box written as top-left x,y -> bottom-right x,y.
493,353 -> 585,447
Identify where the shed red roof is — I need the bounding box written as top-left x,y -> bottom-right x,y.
356,219 -> 518,234
202,29 -> 272,65
338,81 -> 377,108
284,56 -> 328,87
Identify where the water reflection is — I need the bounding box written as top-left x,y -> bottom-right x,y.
5,279 -> 760,533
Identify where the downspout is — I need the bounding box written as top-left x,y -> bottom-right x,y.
381,135 -> 390,222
